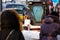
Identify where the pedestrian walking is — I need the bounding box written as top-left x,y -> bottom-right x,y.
40,17 -> 59,40
0,10 -> 25,40
50,11 -> 59,23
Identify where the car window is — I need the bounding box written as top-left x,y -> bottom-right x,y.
6,4 -> 29,15
6,4 -> 15,8
6,4 -> 24,10
16,10 -> 23,14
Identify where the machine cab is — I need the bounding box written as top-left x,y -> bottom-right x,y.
28,1 -> 49,25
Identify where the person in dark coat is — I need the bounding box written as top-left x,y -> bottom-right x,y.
50,11 -> 59,23
42,11 -> 59,23
0,10 -> 25,40
50,11 -> 59,17
40,17 -> 59,40
45,15 -> 59,23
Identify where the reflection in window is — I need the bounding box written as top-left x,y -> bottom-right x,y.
6,4 -> 15,8
16,10 -> 22,14
6,4 -> 24,10
32,6 -> 44,22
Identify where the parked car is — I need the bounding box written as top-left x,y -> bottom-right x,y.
3,3 -> 35,25
4,3 -> 28,18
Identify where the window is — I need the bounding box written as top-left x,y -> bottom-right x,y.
32,6 -> 44,22
16,10 -> 23,14
6,4 -> 24,10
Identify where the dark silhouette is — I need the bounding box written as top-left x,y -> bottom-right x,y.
50,11 -> 59,23
45,15 -> 59,23
40,17 -> 59,40
50,11 -> 59,17
44,11 -> 59,23
0,10 -> 25,40
41,11 -> 59,23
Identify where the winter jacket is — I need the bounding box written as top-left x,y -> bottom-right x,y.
40,17 -> 59,40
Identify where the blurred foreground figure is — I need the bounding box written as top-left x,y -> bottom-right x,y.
50,11 -> 59,23
40,17 -> 59,40
42,11 -> 59,24
0,10 -> 25,40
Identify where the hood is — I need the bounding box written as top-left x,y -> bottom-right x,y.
44,17 -> 53,24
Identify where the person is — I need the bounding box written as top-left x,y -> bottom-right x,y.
0,10 -> 25,40
50,11 -> 59,17
49,11 -> 59,23
40,17 -> 59,40
42,11 -> 59,23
